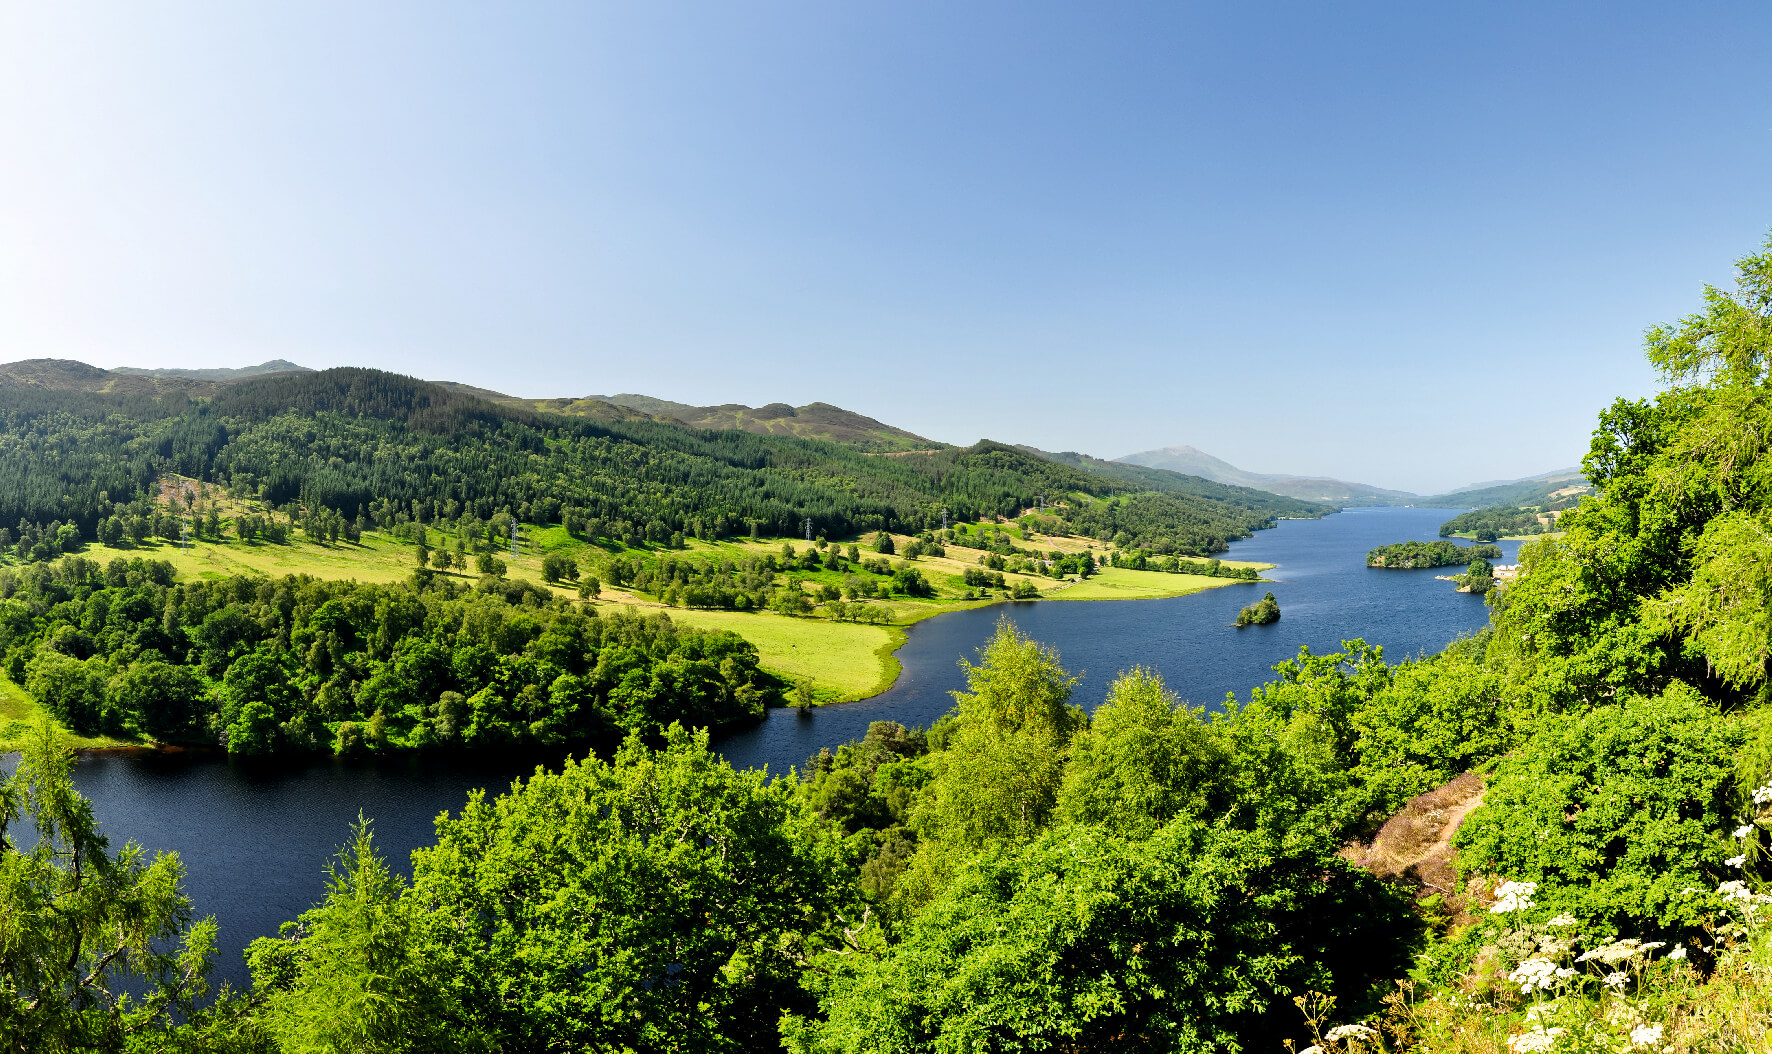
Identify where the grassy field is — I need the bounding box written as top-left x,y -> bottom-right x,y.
16,519 -> 1272,713
1050,567 -> 1262,602
662,609 -> 906,704
0,674 -> 128,751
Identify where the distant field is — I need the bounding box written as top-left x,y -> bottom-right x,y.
661,608 -> 903,704
1051,567 -> 1260,602
0,674 -> 127,751
93,527 -> 583,597
26,522 -> 1265,711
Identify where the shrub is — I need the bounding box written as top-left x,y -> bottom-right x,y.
1454,685 -> 1746,940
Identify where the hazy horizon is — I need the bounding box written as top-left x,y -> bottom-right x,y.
4,3 -> 1769,493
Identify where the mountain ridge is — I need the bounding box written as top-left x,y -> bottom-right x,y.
1118,443 -> 1587,508
1117,444 -> 1415,505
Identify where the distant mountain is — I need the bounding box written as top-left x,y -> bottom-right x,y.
0,358 -> 312,399
1117,445 -> 1414,506
1016,446 -> 1333,519
487,393 -> 936,452
111,359 -> 311,381
590,393 -> 702,418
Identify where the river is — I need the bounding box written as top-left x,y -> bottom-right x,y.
21,506 -> 1519,990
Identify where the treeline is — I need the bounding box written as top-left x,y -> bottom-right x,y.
1365,539 -> 1503,568
1437,504 -> 1551,540
1,558 -> 773,753
1057,490 -> 1275,555
0,369 -> 1300,554
1109,549 -> 1261,579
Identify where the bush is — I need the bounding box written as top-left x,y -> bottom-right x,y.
789,821 -> 1416,1053
1454,686 -> 1746,941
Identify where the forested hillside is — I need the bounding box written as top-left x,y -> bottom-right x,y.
0,365 -> 1314,556
529,392 -> 941,452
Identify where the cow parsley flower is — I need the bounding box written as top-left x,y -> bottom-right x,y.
1629,1023 -> 1665,1048
1325,1024 -> 1377,1041
1508,958 -> 1553,992
1666,944 -> 1687,960
1298,1046 -> 1323,1054
1726,854 -> 1747,868
1735,824 -> 1756,838
1578,939 -> 1649,965
1545,913 -> 1577,927
1491,880 -> 1538,913
1719,880 -> 1753,903
1603,971 -> 1629,990
1753,783 -> 1772,805
1508,1027 -> 1565,1053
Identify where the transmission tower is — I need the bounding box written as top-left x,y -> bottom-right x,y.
510,520 -> 519,559
803,517 -> 813,541
941,508 -> 950,529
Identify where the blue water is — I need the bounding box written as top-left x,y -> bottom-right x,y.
12,506 -> 1514,990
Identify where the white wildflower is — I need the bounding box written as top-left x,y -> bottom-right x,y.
1577,939 -> 1648,965
1680,887 -> 1700,896
1736,824 -> 1756,838
1509,1027 -> 1565,1053
1726,854 -> 1747,868
1298,1046 -> 1323,1054
1719,880 -> 1753,903
1537,935 -> 1574,957
1325,1024 -> 1378,1041
1629,1022 -> 1665,1048
1545,913 -> 1577,926
1508,957 -> 1568,993
1603,971 -> 1629,990
1753,783 -> 1772,805
1667,944 -> 1687,960
1639,941 -> 1666,954
1491,880 -> 1538,913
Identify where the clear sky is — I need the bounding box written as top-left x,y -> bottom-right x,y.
2,3 -> 1768,493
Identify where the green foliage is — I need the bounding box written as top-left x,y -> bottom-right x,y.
1438,503 -> 1564,540
791,823 -> 1415,1054
0,723 -> 216,1046
247,819 -> 473,1053
1455,686 -> 1747,938
894,620 -> 1083,908
1108,550 -> 1259,579
1366,540 -> 1503,568
407,725 -> 855,1052
1054,667 -> 1230,838
1346,645 -> 1515,812
1060,491 -> 1276,556
1235,591 -> 1280,626
0,557 -> 774,753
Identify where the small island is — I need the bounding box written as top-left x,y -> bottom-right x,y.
1444,556 -> 1496,594
1366,540 -> 1502,569
1235,591 -> 1280,627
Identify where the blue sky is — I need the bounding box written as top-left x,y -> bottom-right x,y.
2,3 -> 1768,493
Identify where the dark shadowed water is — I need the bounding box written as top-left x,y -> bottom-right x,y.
8,506 -> 1516,990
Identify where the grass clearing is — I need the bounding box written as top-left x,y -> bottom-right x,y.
42,519 -> 1273,710
662,609 -> 904,704
0,674 -> 129,751
1050,567 -> 1261,602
